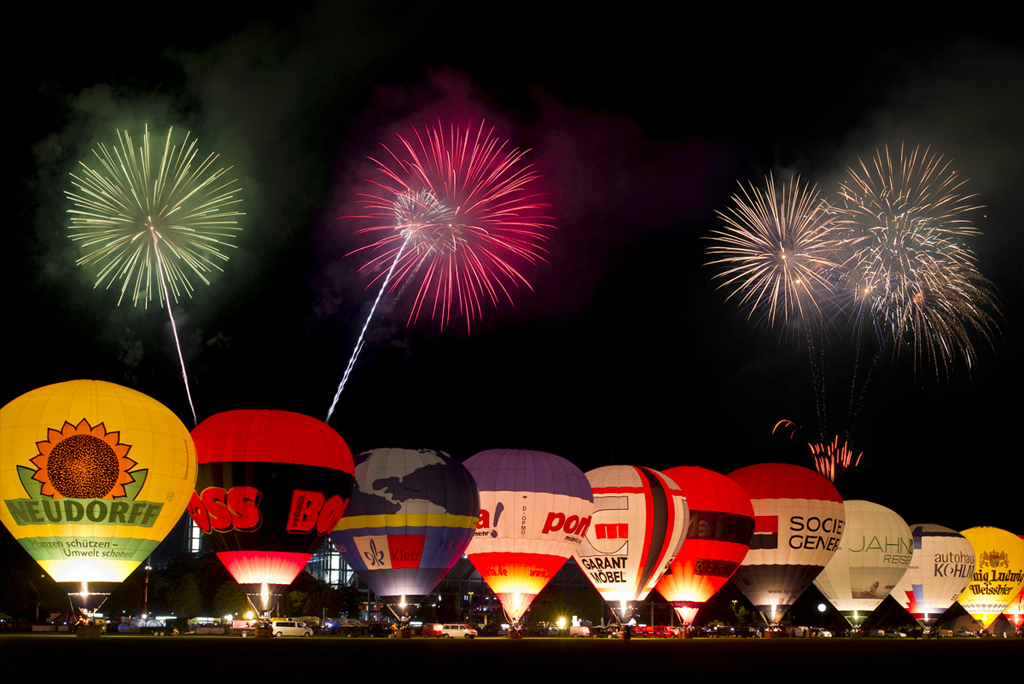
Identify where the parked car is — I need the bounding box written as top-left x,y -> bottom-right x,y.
366,622 -> 394,638
421,623 -> 444,637
270,620 -> 312,637
440,623 -> 478,639
569,625 -> 591,637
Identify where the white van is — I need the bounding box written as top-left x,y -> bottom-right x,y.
270,620 -> 313,637
440,624 -> 477,639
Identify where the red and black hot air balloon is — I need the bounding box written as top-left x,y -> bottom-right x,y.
188,409 -> 354,613
654,466 -> 755,626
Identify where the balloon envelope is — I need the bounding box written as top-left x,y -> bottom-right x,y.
654,466 -> 754,626
188,409 -> 354,611
463,449 -> 593,624
1005,535 -> 1024,630
330,448 -> 479,613
957,526 -> 1024,628
727,463 -> 846,623
812,500 -> 912,626
1,380 -> 197,613
890,524 -> 976,627
573,465 -> 688,622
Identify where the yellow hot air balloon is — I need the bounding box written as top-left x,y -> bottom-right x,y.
958,527 -> 1024,629
1,380 -> 197,615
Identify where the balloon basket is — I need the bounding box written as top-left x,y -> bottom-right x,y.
398,628 -> 412,639
76,625 -> 103,637
255,627 -> 274,638
507,627 -> 523,639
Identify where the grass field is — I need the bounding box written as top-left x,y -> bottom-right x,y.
1,634 -> 1019,680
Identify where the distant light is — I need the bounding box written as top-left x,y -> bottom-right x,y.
818,603 -> 826,613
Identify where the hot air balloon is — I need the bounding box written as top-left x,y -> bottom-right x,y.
889,524 -> 975,629
957,527 -> 1024,629
1005,535 -> 1024,631
187,409 -> 354,614
573,465 -> 688,623
1,380 -> 197,616
812,500 -> 912,627
727,463 -> 845,624
329,448 -> 479,625
463,449 -> 593,632
654,466 -> 754,627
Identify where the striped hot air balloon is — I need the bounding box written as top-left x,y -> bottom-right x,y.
573,465 -> 688,623
654,466 -> 755,626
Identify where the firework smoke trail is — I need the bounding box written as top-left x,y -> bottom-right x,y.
325,235 -> 410,423
151,228 -> 197,425
66,126 -> 243,424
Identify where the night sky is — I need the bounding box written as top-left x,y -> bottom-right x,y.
5,1 -> 1022,542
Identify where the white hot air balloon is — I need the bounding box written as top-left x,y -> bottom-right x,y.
812,500 -> 913,626
463,449 -> 594,630
890,524 -> 975,628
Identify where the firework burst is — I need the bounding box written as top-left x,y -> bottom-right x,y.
349,121 -> 554,331
833,144 -> 999,377
326,121 -> 552,423
66,126 -> 243,424
773,420 -> 862,483
66,125 -> 243,307
809,435 -> 863,484
706,173 -> 839,330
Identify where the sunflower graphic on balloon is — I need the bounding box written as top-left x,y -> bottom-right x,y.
27,419 -> 143,500
1,379 -> 197,616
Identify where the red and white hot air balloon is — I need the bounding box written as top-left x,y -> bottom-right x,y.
654,466 -> 754,626
727,463 -> 845,624
573,465 -> 688,623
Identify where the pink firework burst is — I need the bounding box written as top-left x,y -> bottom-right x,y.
348,121 -> 554,331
